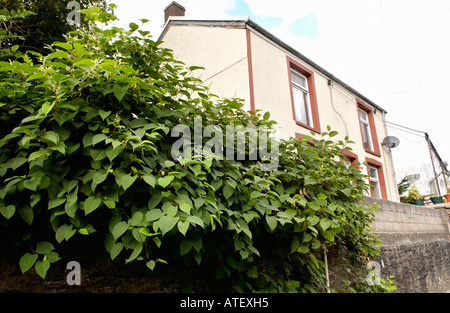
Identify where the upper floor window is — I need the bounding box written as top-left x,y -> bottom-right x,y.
357,102 -> 380,156
287,56 -> 321,134
359,108 -> 373,151
291,69 -> 313,127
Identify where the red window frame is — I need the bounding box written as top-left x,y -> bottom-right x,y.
366,158 -> 387,200
357,101 -> 381,157
287,56 -> 321,134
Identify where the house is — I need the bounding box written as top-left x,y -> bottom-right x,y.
159,2 -> 400,202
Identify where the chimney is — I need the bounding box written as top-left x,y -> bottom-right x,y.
164,1 -> 186,23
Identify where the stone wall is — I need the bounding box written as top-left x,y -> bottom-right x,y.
365,196 -> 450,293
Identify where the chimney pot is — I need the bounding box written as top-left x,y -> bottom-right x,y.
164,1 -> 186,23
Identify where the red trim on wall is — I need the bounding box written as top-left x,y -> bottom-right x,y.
286,56 -> 321,134
357,101 -> 381,157
341,149 -> 358,162
366,157 -> 387,200
246,29 -> 256,112
341,149 -> 359,170
295,132 -> 314,145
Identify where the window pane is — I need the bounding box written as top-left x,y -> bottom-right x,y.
369,167 -> 378,179
368,166 -> 381,198
370,182 -> 381,198
293,86 -> 307,124
359,109 -> 368,122
291,70 -> 307,88
360,121 -> 372,150
293,86 -> 311,126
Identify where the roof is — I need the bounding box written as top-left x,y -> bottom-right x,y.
159,17 -> 387,114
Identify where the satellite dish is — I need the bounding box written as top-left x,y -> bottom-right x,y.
382,136 -> 400,149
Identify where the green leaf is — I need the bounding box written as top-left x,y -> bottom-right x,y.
48,197 -> 66,210
113,82 -> 130,102
290,236 -> 300,254
99,109 -> 111,120
298,245 -> 310,254
125,242 -> 143,264
18,205 -> 33,225
28,150 -> 47,162
311,238 -> 321,249
92,134 -> 107,146
322,230 -> 335,242
157,175 -> 174,188
178,201 -> 191,214
187,216 -> 204,228
110,242 -> 123,260
250,191 -> 264,199
84,196 -> 102,215
35,259 -> 50,279
146,260 -> 156,270
146,209 -> 164,222
142,174 -> 156,188
180,239 -> 193,256
0,204 -> 15,219
320,219 -> 331,231
129,22 -> 139,31
265,215 -> 277,232
177,220 -> 189,236
307,215 -> 320,226
42,101 -> 55,115
36,241 -> 55,254
158,216 -> 179,235
90,148 -> 107,161
112,221 -> 129,239
223,184 -> 234,200
121,174 -> 137,191
19,253 -> 38,273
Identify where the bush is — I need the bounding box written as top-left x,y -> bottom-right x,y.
0,7 -> 388,292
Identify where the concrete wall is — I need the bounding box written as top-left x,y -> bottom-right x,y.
366,196 -> 450,292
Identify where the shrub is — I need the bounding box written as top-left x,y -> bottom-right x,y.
0,6 -> 388,292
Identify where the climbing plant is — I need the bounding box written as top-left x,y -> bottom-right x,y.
0,6 -> 390,292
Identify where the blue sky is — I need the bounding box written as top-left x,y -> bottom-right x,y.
225,0 -> 319,39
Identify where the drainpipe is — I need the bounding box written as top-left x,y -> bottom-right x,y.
425,133 -> 441,196
324,250 -> 330,293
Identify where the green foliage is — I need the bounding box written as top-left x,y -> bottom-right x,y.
401,185 -> 422,204
397,176 -> 410,196
1,0 -> 107,53
0,7 -> 386,292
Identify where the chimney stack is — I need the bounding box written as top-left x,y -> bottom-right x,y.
164,1 -> 186,23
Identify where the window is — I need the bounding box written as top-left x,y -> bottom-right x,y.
357,102 -> 380,156
366,158 -> 387,199
291,70 -> 313,127
287,56 -> 321,134
341,149 -> 359,170
368,166 -> 381,198
359,109 -> 373,151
